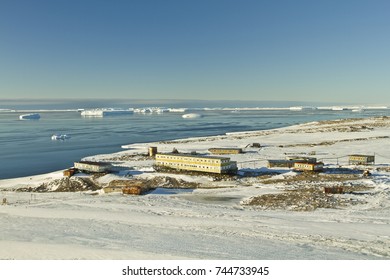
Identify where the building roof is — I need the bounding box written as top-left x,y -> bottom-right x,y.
294,161 -> 324,165
156,153 -> 231,160
75,161 -> 112,166
209,147 -> 242,150
285,156 -> 316,161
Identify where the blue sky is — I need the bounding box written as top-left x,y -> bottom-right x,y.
1,0 -> 389,104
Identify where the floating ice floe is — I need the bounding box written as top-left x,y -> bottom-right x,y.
51,134 -> 71,140
352,107 -> 364,113
81,108 -> 133,117
182,113 -> 202,119
168,108 -> 187,113
19,113 -> 41,120
133,108 -> 151,114
332,107 -> 345,111
134,107 -> 188,114
134,107 -> 169,114
289,106 -> 315,111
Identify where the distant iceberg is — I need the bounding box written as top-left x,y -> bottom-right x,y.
317,106 -> 346,111
331,106 -> 346,111
81,108 -> 133,117
134,107 -> 170,114
51,134 -> 71,140
133,107 -> 170,114
168,108 -> 187,113
19,113 -> 40,120
182,113 -> 202,119
134,108 -> 152,114
289,106 -> 315,111
134,107 -> 188,114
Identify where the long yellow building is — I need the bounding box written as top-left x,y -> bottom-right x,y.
155,153 -> 237,174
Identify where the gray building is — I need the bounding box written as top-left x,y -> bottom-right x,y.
74,161 -> 112,173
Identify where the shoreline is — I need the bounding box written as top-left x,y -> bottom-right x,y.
1,115 -> 390,259
1,107 -> 389,180
1,115 -> 389,186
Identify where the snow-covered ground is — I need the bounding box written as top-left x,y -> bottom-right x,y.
1,116 -> 390,259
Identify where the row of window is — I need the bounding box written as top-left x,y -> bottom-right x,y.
349,157 -> 374,161
157,161 -> 236,170
156,155 -> 225,164
157,162 -> 220,170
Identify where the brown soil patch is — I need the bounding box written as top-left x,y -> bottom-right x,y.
144,176 -> 200,189
244,186 -> 369,211
246,169 -> 375,211
260,171 -> 363,185
16,177 -> 102,192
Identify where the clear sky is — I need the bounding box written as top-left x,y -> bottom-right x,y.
1,0 -> 389,104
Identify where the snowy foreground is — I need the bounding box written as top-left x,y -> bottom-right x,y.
1,116 -> 390,260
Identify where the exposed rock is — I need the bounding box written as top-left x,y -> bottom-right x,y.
243,187 -> 366,211
143,176 -> 200,189
16,177 -> 102,192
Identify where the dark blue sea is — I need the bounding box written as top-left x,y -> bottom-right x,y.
0,99 -> 388,179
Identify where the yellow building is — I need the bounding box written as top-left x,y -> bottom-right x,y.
348,155 -> 375,165
293,162 -> 324,172
155,153 -> 237,174
268,157 -> 317,168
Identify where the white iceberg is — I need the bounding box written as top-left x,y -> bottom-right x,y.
134,107 -> 188,114
182,113 -> 202,119
289,106 -> 315,111
168,108 -> 188,113
81,108 -> 133,117
134,107 -> 171,114
351,107 -> 364,112
134,108 -> 152,114
51,134 -> 71,140
331,106 -> 346,111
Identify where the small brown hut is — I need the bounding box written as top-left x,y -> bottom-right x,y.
108,180 -> 146,195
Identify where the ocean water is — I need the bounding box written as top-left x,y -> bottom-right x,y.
0,100 -> 388,179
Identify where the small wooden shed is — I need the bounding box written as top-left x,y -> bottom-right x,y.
122,186 -> 143,195
324,186 -> 344,194
63,168 -> 77,177
108,180 -> 146,195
